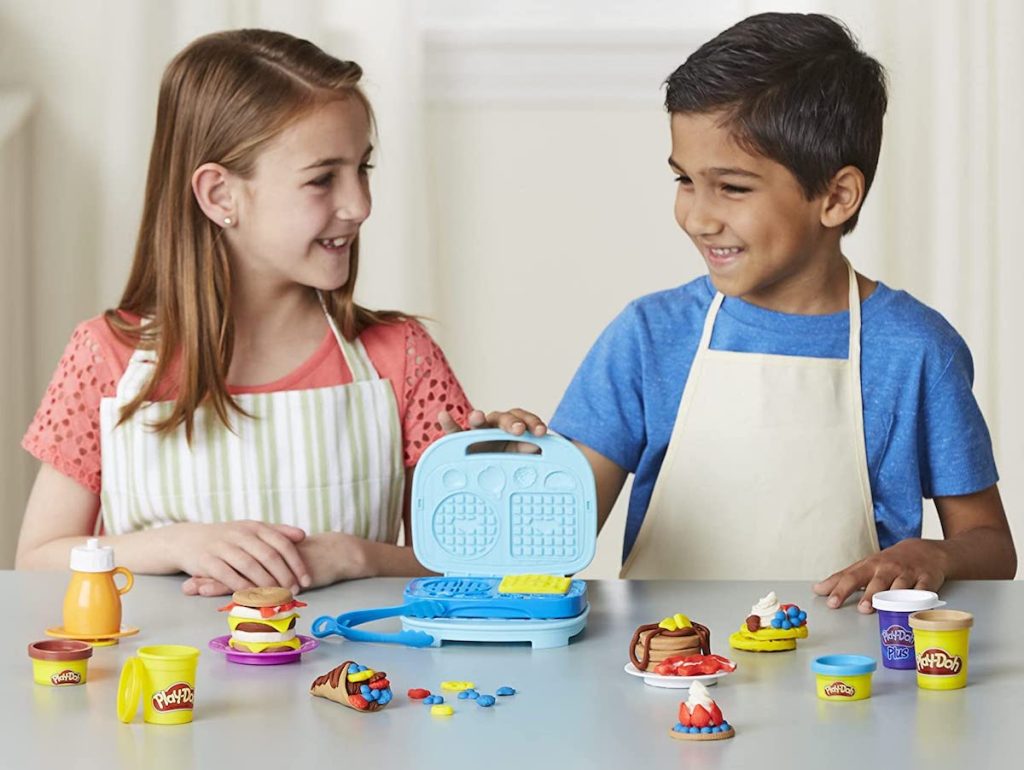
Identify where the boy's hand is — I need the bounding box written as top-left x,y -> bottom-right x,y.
812,538 -> 949,613
439,408 -> 547,438
172,521 -> 312,596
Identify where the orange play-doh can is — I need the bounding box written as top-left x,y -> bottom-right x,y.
28,640 -> 93,686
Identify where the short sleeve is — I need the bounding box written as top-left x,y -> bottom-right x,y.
401,320 -> 473,467
918,339 -> 999,498
550,303 -> 646,472
22,322 -> 117,494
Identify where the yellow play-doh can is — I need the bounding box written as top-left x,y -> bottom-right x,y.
28,640 -> 92,686
908,610 -> 973,690
811,655 -> 876,701
118,645 -> 200,725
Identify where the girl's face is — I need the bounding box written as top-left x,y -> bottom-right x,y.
229,98 -> 373,294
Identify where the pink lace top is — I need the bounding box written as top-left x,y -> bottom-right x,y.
23,314 -> 473,494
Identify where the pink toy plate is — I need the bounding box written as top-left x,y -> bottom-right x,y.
208,634 -> 318,665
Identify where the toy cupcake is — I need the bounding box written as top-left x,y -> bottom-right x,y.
669,680 -> 735,740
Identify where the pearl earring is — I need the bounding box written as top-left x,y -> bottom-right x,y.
223,217 -> 232,226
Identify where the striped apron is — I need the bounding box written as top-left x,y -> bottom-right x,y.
98,296 -> 404,540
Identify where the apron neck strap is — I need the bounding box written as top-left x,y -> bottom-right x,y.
316,290 -> 378,382
699,259 -> 862,363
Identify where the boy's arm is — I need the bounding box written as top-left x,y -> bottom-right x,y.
574,442 -> 628,533
813,484 -> 1017,612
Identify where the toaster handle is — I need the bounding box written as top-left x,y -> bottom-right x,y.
310,600 -> 444,647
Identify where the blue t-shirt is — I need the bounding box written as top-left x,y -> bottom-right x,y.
550,276 -> 999,563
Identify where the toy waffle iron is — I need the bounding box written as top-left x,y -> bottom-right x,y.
312,429 -> 597,649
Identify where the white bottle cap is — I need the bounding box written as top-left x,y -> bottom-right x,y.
69,538 -> 115,573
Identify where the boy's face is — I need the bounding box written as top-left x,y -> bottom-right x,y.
669,112 -> 837,310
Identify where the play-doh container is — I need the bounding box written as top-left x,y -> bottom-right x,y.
811,655 -> 876,701
908,610 -> 973,690
118,645 -> 200,724
871,589 -> 945,670
28,640 -> 92,686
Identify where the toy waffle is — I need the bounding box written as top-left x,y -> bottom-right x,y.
312,430 -> 597,648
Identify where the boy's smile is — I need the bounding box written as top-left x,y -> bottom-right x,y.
669,112 -> 849,314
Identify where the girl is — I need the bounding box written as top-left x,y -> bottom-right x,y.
16,29 -> 533,597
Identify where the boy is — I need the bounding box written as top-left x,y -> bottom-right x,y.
546,12 -> 1016,610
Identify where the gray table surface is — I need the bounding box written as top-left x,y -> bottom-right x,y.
3,573 -> 1017,769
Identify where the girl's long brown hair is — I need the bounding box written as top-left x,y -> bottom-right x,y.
106,29 -> 407,441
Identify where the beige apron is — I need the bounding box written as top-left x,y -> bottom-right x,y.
621,261 -> 878,579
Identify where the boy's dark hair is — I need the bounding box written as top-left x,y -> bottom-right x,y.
665,13 -> 887,233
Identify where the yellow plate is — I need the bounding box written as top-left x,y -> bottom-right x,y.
45,626 -> 140,647
728,631 -> 797,652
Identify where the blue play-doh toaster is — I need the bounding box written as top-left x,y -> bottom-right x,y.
311,429 -> 597,648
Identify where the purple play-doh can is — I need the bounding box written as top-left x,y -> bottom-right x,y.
871,590 -> 945,669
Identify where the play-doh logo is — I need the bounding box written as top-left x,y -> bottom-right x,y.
881,625 -> 914,646
917,648 -> 962,676
152,682 -> 195,711
823,681 -> 856,697
50,669 -> 82,686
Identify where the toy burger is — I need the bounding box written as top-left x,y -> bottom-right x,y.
218,587 -> 307,653
729,591 -> 808,652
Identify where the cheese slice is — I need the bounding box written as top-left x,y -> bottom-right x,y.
229,636 -> 302,653
227,613 -> 298,634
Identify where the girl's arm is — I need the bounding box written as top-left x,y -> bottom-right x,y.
183,467 -> 432,595
813,484 -> 1017,612
16,463 -> 312,591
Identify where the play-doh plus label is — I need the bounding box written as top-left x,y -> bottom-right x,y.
881,624 -> 915,662
916,648 -> 962,676
152,682 -> 195,712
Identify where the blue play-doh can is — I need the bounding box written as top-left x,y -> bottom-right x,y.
811,655 -> 877,701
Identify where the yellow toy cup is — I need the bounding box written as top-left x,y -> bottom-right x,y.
908,610 -> 973,690
811,655 -> 877,701
118,645 -> 200,725
28,640 -> 92,686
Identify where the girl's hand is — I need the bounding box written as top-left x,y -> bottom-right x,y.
439,408 -> 548,438
812,538 -> 948,613
172,521 -> 311,595
182,532 -> 367,596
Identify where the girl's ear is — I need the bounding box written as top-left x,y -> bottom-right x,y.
819,165 -> 865,230
192,163 -> 237,227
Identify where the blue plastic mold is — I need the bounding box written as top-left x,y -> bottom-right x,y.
411,429 -> 596,575
311,430 -> 597,648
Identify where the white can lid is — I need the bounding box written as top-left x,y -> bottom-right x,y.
871,589 -> 945,613
69,538 -> 115,572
